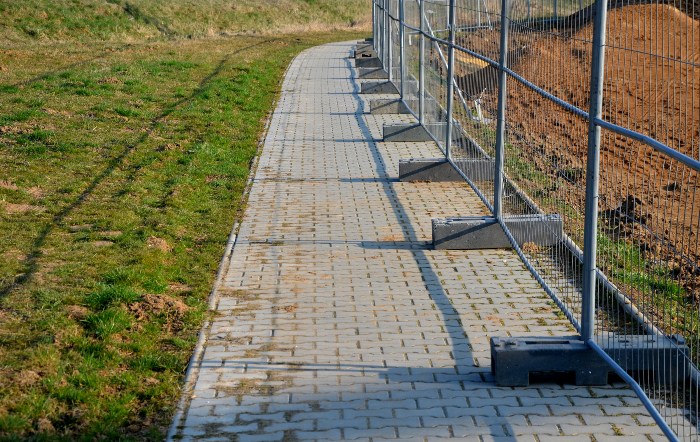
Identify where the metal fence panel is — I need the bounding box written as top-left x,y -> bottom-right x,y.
372,0 -> 700,438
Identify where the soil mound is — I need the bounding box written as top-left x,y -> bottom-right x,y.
468,3 -> 699,299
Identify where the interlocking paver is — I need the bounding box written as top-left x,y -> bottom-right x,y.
168,41 -> 667,441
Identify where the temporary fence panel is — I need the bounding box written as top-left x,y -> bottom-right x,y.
372,0 -> 700,439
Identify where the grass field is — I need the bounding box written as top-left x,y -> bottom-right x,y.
0,0 -> 371,42
0,1 -> 370,439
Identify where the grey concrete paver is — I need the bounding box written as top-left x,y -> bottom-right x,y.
169,41 -> 666,441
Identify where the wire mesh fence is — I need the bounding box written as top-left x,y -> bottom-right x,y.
373,0 -> 699,439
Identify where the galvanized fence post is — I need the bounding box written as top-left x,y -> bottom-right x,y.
378,0 -> 384,66
399,0 -> 406,100
378,0 -> 382,69
493,0 -> 509,219
373,0 -> 378,52
444,0 -> 456,159
387,0 -> 393,82
581,0 -> 609,341
419,0 -> 425,125
381,0 -> 386,69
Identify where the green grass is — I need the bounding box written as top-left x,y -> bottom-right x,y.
0,0 -> 370,43
0,1 -> 370,439
598,234 -> 686,299
597,233 -> 693,336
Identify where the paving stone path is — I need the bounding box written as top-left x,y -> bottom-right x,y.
169,41 -> 666,442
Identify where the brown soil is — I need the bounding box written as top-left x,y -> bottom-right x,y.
0,180 -> 18,190
3,202 -> 44,214
167,282 -> 192,293
65,305 -> 90,321
68,224 -> 93,232
146,236 -> 172,252
36,418 -> 55,433
91,240 -> 114,247
27,186 -> 44,199
128,293 -> 189,333
457,4 -> 699,303
459,4 -> 700,292
272,304 -> 298,313
2,249 -> 26,262
15,370 -> 41,388
98,76 -> 122,85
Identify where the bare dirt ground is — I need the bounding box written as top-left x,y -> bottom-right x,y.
449,3 -> 699,330
464,4 -> 699,300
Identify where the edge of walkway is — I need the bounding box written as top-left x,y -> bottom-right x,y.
165,43 -> 304,440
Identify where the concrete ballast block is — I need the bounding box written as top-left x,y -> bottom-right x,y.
433,216 -> 509,249
432,214 -> 563,250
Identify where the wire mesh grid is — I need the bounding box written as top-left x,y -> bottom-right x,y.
498,0 -> 597,328
389,0 -> 403,93
418,1 -> 452,146
404,0 -> 421,110
377,0 -> 700,439
373,0 -> 699,438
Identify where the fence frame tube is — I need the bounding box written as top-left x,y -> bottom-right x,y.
399,0 -> 406,100
379,0 -> 385,67
581,0 -> 608,342
419,0 -> 425,125
444,0 -> 457,159
387,0 -> 393,81
493,0 -> 510,219
587,339 -> 679,441
373,0 -> 377,52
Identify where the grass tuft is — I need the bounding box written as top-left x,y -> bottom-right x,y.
85,284 -> 141,310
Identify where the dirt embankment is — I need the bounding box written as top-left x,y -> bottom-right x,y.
458,4 -> 699,298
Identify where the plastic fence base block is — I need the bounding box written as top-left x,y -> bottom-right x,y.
361,81 -> 398,94
490,336 -> 610,387
399,158 -> 463,182
383,123 -> 433,141
354,48 -> 377,58
370,99 -> 411,114
603,334 -> 690,385
355,57 -> 383,68
358,68 -> 389,79
432,215 -> 563,250
490,335 -> 691,387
